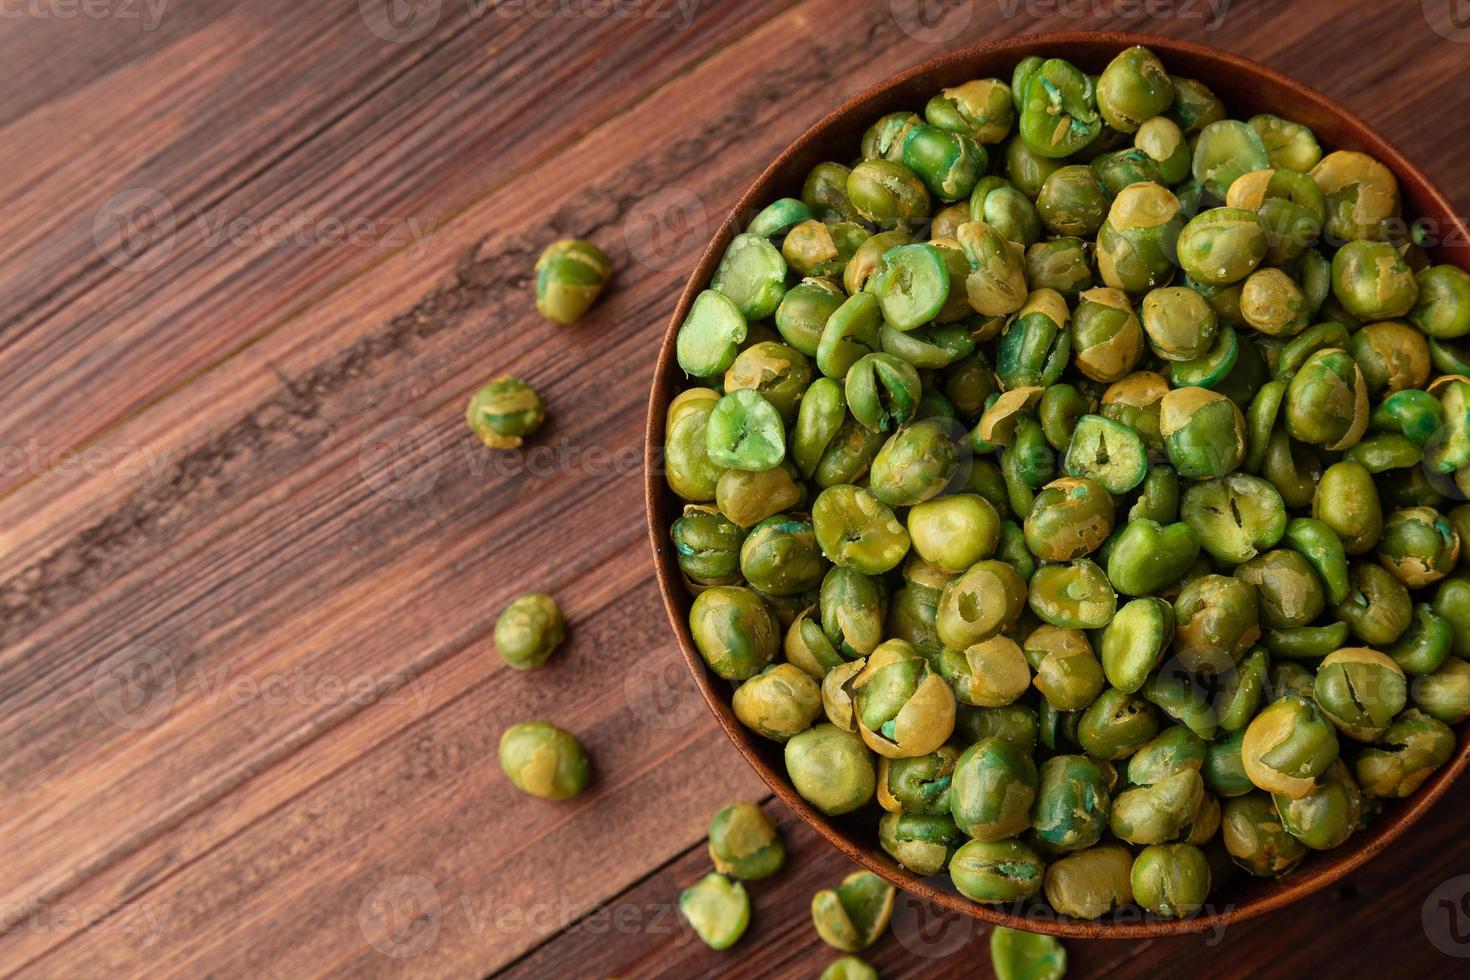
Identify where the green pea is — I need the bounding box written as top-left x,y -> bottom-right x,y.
1131,843 -> 1212,918
499,721 -> 591,799
1077,687 -> 1159,760
1331,239 -> 1419,320
1029,559 -> 1116,630
665,388 -> 725,502
879,811 -> 962,875
1141,669 -> 1219,740
494,593 -> 565,670
819,956 -> 879,980
817,292 -> 882,380
1226,168 -> 1326,266
708,802 -> 785,880
1412,658 -> 1470,724
844,230 -> 913,295
1216,648 -> 1269,732
908,493 -> 1000,574
1377,506 -> 1461,588
724,342 -> 812,422
773,277 -> 844,357
1356,708 -> 1456,798
1040,383 -> 1093,450
1160,388 -> 1246,480
1141,286 -> 1218,362
1136,116 -> 1191,183
706,389 -> 786,471
1273,759 -> 1363,852
1093,45 -> 1173,133
955,702 -> 1040,754
1025,237 -> 1095,301
1385,603 -> 1453,677
677,289 -> 749,378
810,871 -> 894,952
1174,573 -> 1262,675
1433,574 -> 1470,659
1091,147 -> 1162,196
803,162 -> 864,223
467,376 -> 545,450
1222,792 -> 1308,878
997,520 -> 1039,583
901,124 -> 986,201
1037,165 -> 1112,237
1233,550 -> 1325,630
1166,76 -> 1226,133
1241,694 -> 1340,799
748,197 -> 814,239
785,724 -> 876,816
936,560 -> 1028,650
1129,465 -> 1180,524
1043,844 -> 1135,920
851,640 -> 956,758
996,289 -> 1072,388
689,586 -> 779,681
1240,268 -> 1310,337
812,484 -> 910,575
845,353 -> 922,433
1410,264 -> 1470,339
813,416 -> 886,489
970,177 -> 1043,247
711,233 -> 787,319
927,78 -> 1016,144
1192,120 -> 1270,199
1247,114 -> 1322,171
847,159 -> 930,228
878,744 -> 961,815
950,838 -> 1045,904
1029,754 -> 1111,855
673,506 -> 748,584
1023,476 -> 1114,562
1261,622 -> 1349,662
1106,520 -> 1200,597
1023,624 -> 1105,711
1070,289 -> 1145,382
869,243 -> 951,330
1312,460 -> 1383,554
1313,647 -> 1407,742
1177,207 -> 1267,286
534,238 -> 610,324
785,609 -> 846,679
957,220 -> 1030,316
1060,414 -> 1147,494
868,421 -> 956,508
1096,182 -> 1184,293
1181,474 -> 1286,564
1019,58 -> 1101,158
1168,322 -> 1239,390
862,111 -> 923,162
1101,597 -> 1173,692
782,220 -> 869,278
950,736 -> 1039,841
1204,730 -> 1253,798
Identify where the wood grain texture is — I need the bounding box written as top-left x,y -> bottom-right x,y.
1,0 -> 1469,977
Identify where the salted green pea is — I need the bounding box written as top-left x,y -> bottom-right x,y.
1216,647 -> 1269,732
1273,759 -> 1363,851
1101,597 -> 1173,692
1192,120 -> 1270,200
1312,461 -> 1383,554
674,506 -> 748,583
1023,476 -> 1114,562
1369,388 -> 1442,446
1128,726 -> 1208,786
1314,647 -> 1407,742
1331,239 -> 1418,321
1433,574 -> 1470,658
1002,416 -> 1058,516
1178,473 -> 1285,566
936,560 -> 1028,650
733,663 -> 822,742
1243,380 -> 1286,474
819,956 -> 879,980
821,566 -> 886,658
1350,320 -> 1430,398
813,417 -> 886,489
1043,843 -> 1134,920
868,420 -> 957,507
534,238 -> 610,324
1222,792 -> 1308,877
1003,134 -> 1065,198
1110,769 -> 1204,845
792,378 -> 849,481
847,159 -> 930,229
1141,286 -> 1218,361
869,243 -> 951,330
1030,754 -> 1111,853
782,220 -> 869,278
1131,843 -> 1211,918
950,838 -> 1045,904
1412,658 -> 1470,724
1142,667 -> 1219,739
724,342 -> 812,422
996,289 -> 1072,388
748,197 -> 813,239
1061,414 -> 1146,494
908,493 -> 1000,574
1177,207 -> 1267,286
812,485 -> 910,575
785,610 -> 845,679
1225,168 -> 1326,266
846,353 -> 922,433
494,593 -> 565,670
902,124 -> 986,202
1386,603 -> 1454,677
499,722 -> 590,800
955,703 -> 1040,753
1096,182 -> 1184,293
1378,506 -> 1460,587
803,162 -> 863,223
711,233 -> 787,319
680,874 -> 750,950
1037,165 -> 1111,237
1240,268 -> 1309,337
1024,625 -> 1105,711
1025,238 -> 1094,300
862,111 -> 923,162
1204,730 -> 1253,798
844,230 -> 913,295
811,871 -> 895,952
1410,264 -> 1470,339
927,78 -> 1016,144
1077,687 -> 1159,760
706,389 -> 786,472
879,811 -> 962,875
1248,114 -> 1322,171
1427,378 -> 1470,475
786,724 -> 876,815
1091,147 -> 1162,196
1168,321 -> 1239,390
1134,116 -> 1190,183
878,744 -> 961,815
956,220 -> 1030,316
850,640 -> 956,758
1311,150 -> 1399,244
1040,383 -> 1093,451
1355,708 -> 1456,798
1106,520 -> 1199,597
1336,560 -> 1413,645
1343,432 -> 1423,473
1129,466 -> 1180,524
467,376 -> 545,450
773,277 -> 844,357
1241,694 -> 1339,799
1019,58 -> 1101,158
1160,388 -> 1246,480
677,290 -> 748,377
969,177 -> 1043,247
689,586 -> 779,681
709,802 -> 785,880
1069,288 -> 1144,383
950,736 -> 1038,841
818,292 -> 883,381
1233,550 -> 1325,630
1262,622 -> 1349,662
665,389 -> 724,502
1166,76 -> 1226,133
1029,559 -> 1116,630
935,635 -> 1031,709
1095,45 -> 1173,132
1174,573 -> 1262,675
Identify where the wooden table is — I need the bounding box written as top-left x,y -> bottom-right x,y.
3,1 -> 1469,977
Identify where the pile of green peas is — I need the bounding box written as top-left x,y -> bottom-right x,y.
665,44 -> 1470,921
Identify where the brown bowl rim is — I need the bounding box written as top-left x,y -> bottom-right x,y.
643,30 -> 1470,939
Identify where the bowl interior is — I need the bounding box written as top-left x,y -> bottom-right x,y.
644,30 -> 1470,938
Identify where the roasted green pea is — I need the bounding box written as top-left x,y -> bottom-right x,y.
495,593 -> 565,670
869,420 -> 957,507
1261,622 -> 1349,662
1005,132 -> 1066,198
1024,625 -> 1105,711
928,78 -> 1016,144
1313,460 -> 1383,554
674,506 -> 748,584
1040,383 -> 1093,450
1173,573 -> 1262,675
1314,647 -> 1407,742
1077,687 -> 1159,760
1029,754 -> 1111,854
1024,476 -> 1114,562
812,485 -> 910,575
1356,708 -> 1456,798
739,514 -> 825,596
1166,76 -> 1225,133
1311,150 -> 1399,244
846,353 -> 922,433
1369,388 -> 1443,446
1062,414 -> 1147,494
1128,726 -> 1207,786
1386,603 -> 1454,677
712,233 -> 787,319
534,238 -> 610,324
1043,843 -> 1134,920
665,389 -> 724,502
1247,114 -> 1322,171
783,220 -> 869,278
786,609 -> 846,679
1192,120 -> 1270,200
862,111 -> 923,162
848,159 -> 931,228
970,177 -> 1043,247
878,744 -> 961,815
813,417 -> 886,489
1334,561 -> 1412,646
1433,574 -> 1470,659
1095,45 -> 1173,132
1350,320 -> 1430,398
1160,388 -> 1246,480
955,702 -> 1040,754
845,231 -> 913,295
1026,237 -> 1094,301
937,559 -> 1028,650
1129,466 -> 1180,524
1131,843 -> 1211,918
709,802 -> 785,880
1019,58 -> 1101,158
1037,165 -> 1111,237
1177,207 -> 1267,286
950,838 -> 1045,904
869,243 -> 951,330
1070,289 -> 1144,383
1096,182 -> 1184,293
1091,147 -> 1162,196
678,290 -> 749,378
997,290 -> 1072,388
1331,239 -> 1419,321
792,378 -> 849,482
951,736 -> 1039,840
725,342 -> 812,422
1222,792 -> 1308,877
1110,769 -> 1204,845
467,376 -> 545,450
1100,597 -> 1172,692
1204,730 -> 1253,798
734,663 -> 822,742
1142,668 -> 1219,739
1233,550 -> 1324,630
902,124 -> 986,202
908,493 -> 1001,573
803,162 -> 864,223
1377,506 -> 1460,587
1241,694 -> 1339,799
1029,559 -> 1116,630
680,873 -> 750,950
706,389 -> 786,472
786,724 -> 876,815
879,811 -> 962,875
1410,264 -> 1470,339
1141,286 -> 1218,362
748,197 -> 814,239
499,722 -> 591,800
819,956 -> 879,980
1412,658 -> 1470,724
1105,520 -> 1199,598
774,277 -> 844,357
1273,759 -> 1363,851
689,586 -> 779,681
1240,268 -> 1309,337
811,871 -> 895,952
1225,168 -> 1327,266
957,220 -> 1031,316
851,640 -> 956,758
935,635 -> 1031,708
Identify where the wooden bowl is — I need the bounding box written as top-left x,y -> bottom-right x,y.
643,31 -> 1470,938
